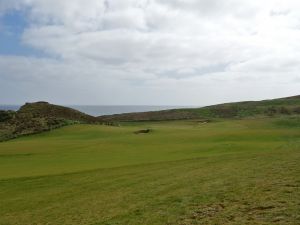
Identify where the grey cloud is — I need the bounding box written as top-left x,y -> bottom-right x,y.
1,0 -> 300,105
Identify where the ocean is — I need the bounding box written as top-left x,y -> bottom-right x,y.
0,105 -> 192,116
0,105 -> 20,111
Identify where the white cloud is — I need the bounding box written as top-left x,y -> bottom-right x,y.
0,0 -> 300,104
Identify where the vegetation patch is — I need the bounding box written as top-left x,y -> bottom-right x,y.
0,102 -> 99,141
273,116 -> 300,128
99,95 -> 300,121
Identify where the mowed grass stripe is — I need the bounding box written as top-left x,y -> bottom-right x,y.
0,144 -> 299,225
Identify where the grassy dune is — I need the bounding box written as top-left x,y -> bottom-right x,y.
0,117 -> 300,224
99,95 -> 300,121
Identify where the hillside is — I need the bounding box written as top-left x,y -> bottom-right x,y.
1,95 -> 300,141
99,95 -> 300,121
17,101 -> 96,122
0,101 -> 98,141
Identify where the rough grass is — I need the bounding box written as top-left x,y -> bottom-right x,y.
99,95 -> 300,121
0,101 -> 97,142
0,117 -> 299,224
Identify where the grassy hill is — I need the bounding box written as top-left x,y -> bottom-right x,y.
1,95 -> 300,141
0,101 -> 98,141
0,117 -> 299,224
99,95 -> 300,121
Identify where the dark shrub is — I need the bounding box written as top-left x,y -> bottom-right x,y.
265,106 -> 277,116
279,107 -> 291,115
293,107 -> 300,114
212,106 -> 239,118
0,110 -> 15,122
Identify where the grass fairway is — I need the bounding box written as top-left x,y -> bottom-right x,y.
0,117 -> 300,224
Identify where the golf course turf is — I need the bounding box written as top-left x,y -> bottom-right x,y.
0,117 -> 299,224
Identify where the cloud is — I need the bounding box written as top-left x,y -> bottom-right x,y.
0,0 -> 300,104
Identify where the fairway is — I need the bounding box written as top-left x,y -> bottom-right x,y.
1,117 -> 300,224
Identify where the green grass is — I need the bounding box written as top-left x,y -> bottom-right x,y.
0,117 -> 300,224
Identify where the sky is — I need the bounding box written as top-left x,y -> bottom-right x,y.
0,0 -> 300,105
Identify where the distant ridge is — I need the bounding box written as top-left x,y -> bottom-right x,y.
98,95 -> 300,122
